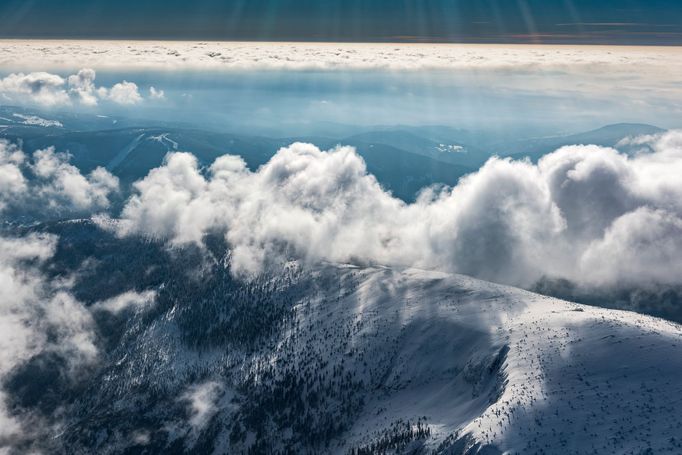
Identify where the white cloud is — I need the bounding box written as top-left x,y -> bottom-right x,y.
0,233 -> 97,443
149,86 -> 165,100
0,71 -> 68,106
1,43 -> 680,121
31,147 -> 119,210
1,41 -> 680,75
0,68 -> 154,107
99,81 -> 142,105
181,381 -> 222,433
115,131 -> 682,291
0,140 -> 119,214
67,67 -> 99,106
0,141 -> 27,211
116,151 -> 217,244
0,236 -> 157,449
580,208 -> 682,286
91,290 -> 156,314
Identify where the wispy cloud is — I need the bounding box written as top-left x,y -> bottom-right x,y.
181,381 -> 222,434
0,233 -> 97,446
91,290 -> 156,314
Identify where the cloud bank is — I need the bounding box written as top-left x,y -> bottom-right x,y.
0,68 -> 148,107
1,43 -> 679,125
113,131 -> 682,291
0,41 -> 680,75
0,140 -> 119,214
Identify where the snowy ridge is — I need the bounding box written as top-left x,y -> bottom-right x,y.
46,246 -> 682,454
316,266 -> 682,453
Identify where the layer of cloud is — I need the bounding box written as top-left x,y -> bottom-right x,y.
1,43 -> 680,124
0,68 -> 148,107
0,41 -> 680,75
0,140 -> 118,214
113,131 -> 682,290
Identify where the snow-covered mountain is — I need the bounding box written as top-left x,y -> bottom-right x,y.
13,222 -> 679,454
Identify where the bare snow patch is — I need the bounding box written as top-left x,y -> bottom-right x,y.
12,113 -> 63,128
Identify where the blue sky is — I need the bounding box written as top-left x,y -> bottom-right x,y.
1,0 -> 681,44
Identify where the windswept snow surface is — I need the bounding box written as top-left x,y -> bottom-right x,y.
307,266 -> 682,453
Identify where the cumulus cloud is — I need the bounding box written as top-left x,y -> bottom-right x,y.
0,71 -> 68,106
115,131 -> 682,291
99,81 -> 142,105
579,208 -> 682,286
0,140 -> 119,215
67,67 -> 99,106
0,233 -> 97,445
31,147 -> 119,210
0,68 -> 152,107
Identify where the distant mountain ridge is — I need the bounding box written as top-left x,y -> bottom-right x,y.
501,123 -> 665,162
0,105 -> 670,203
342,129 -> 491,168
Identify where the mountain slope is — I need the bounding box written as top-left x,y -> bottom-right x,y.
6,126 -> 473,202
501,123 -> 665,162
305,267 -> 682,454
343,130 -> 489,167
18,222 -> 681,454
